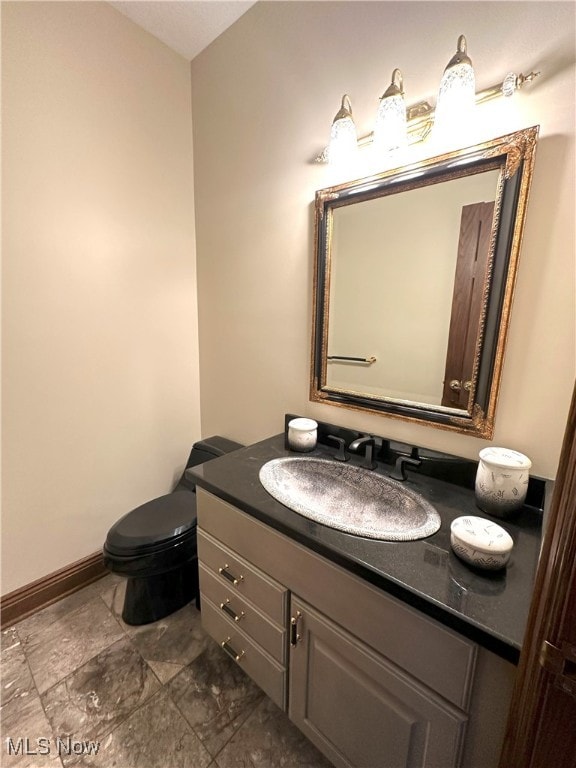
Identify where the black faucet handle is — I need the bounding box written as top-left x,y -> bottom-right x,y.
326,435 -> 349,462
390,455 -> 423,482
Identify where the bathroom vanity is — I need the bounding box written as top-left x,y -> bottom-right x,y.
187,429 -> 545,768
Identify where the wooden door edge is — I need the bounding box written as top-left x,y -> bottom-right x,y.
499,381 -> 576,766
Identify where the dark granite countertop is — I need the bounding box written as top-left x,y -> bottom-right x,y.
188,432 -> 545,664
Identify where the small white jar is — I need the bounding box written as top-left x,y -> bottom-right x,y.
475,447 -> 532,518
287,418 -> 318,452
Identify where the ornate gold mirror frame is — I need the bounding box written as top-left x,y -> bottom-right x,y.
310,126 -> 539,438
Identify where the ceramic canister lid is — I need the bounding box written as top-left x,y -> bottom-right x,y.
288,418 -> 318,431
478,447 -> 532,470
451,516 -> 514,555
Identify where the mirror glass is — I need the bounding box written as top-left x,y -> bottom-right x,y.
311,127 -> 539,438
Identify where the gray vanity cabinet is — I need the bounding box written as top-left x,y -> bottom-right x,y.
196,489 -> 514,768
289,596 -> 466,768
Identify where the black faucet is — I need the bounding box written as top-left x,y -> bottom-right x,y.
390,455 -> 422,481
326,435 -> 350,462
348,435 -> 379,470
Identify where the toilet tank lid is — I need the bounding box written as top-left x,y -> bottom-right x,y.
192,436 -> 244,457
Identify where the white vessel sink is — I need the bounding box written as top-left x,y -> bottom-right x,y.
259,457 -> 441,541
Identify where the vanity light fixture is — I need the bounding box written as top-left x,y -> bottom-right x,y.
328,94 -> 358,166
315,35 -> 540,163
433,34 -> 476,137
373,68 -> 408,154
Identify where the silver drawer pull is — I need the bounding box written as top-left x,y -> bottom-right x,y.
290,611 -> 302,646
221,638 -> 245,662
219,564 -> 244,586
220,599 -> 245,623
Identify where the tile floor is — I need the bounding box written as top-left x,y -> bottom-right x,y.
1,576 -> 332,768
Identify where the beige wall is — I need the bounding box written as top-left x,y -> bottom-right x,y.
192,1 -> 575,478
1,2 -> 201,594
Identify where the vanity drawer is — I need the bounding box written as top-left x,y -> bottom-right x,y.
199,564 -> 287,663
198,529 -> 287,625
201,595 -> 286,711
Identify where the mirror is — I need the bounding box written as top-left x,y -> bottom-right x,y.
310,127 -> 539,438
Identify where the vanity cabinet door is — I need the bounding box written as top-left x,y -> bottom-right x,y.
289,597 -> 467,768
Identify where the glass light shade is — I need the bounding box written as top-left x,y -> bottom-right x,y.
502,72 -> 518,98
373,70 -> 407,154
434,35 -> 476,140
328,95 -> 358,166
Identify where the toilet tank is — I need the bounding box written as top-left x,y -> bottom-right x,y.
174,436 -> 244,492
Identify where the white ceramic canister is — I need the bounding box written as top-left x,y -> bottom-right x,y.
287,418 -> 318,452
475,447 -> 532,518
450,516 -> 514,570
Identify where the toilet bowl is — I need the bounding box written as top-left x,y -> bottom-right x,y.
103,436 -> 243,625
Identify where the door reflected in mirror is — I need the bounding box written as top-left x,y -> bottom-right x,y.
311,127 -> 539,438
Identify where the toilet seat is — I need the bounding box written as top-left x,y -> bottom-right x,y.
104,491 -> 197,557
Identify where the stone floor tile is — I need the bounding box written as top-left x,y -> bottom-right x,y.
215,696 -> 333,768
15,576 -> 122,643
1,627 -> 36,711
143,659 -> 183,685
65,689 -> 212,768
167,641 -> 264,757
2,626 -> 20,652
127,602 -> 211,681
41,636 -> 160,755
24,598 -> 124,694
1,690 -> 63,768
99,580 -> 126,625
